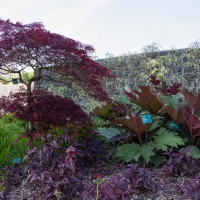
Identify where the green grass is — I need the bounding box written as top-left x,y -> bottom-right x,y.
0,114 -> 27,166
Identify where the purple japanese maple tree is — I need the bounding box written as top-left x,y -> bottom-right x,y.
0,19 -> 114,149
0,19 -> 113,99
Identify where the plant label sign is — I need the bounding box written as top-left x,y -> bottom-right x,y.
141,115 -> 152,124
12,78 -> 18,84
169,122 -> 178,129
12,157 -> 20,164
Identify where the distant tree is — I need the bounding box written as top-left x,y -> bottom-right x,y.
0,19 -> 114,149
21,71 -> 34,84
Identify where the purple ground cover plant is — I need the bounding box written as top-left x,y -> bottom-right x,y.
162,148 -> 199,177
81,163 -> 164,200
176,176 -> 200,200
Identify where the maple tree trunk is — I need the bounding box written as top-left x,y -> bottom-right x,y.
27,82 -> 34,150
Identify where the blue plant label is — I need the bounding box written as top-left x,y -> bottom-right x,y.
12,78 -> 18,84
12,157 -> 20,164
141,115 -> 152,124
169,122 -> 178,129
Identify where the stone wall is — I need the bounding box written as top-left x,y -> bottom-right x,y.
0,84 -> 34,97
99,48 -> 200,96
0,84 -> 24,97
34,48 -> 200,103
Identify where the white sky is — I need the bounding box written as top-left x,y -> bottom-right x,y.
1,0 -> 200,58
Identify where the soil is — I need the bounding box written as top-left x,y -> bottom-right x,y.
1,174 -> 193,200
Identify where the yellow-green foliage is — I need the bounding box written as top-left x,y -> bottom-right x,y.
21,71 -> 34,83
0,114 -> 27,166
100,43 -> 200,94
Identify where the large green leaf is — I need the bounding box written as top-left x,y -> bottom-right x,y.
160,94 -> 181,108
148,119 -> 161,131
186,146 -> 200,159
117,95 -> 131,105
115,142 -> 155,163
150,155 -> 166,166
140,143 -> 155,163
96,127 -> 122,139
150,127 -> 185,151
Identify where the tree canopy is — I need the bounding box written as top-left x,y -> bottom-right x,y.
0,18 -> 115,149
0,19 -> 114,100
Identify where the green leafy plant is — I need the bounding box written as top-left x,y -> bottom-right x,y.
149,127 -> 185,151
115,128 -> 184,164
92,88 -> 187,166
186,145 -> 200,159
115,142 -> 154,163
96,127 -> 125,140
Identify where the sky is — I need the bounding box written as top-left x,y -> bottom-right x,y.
1,0 -> 200,58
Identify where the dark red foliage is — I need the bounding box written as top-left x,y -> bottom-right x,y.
161,83 -> 182,96
125,86 -> 163,114
82,174 -> 134,200
125,91 -> 137,99
73,136 -> 106,170
1,87 -> 91,132
185,111 -> 200,138
2,166 -> 25,199
149,75 -> 160,86
110,102 -> 133,119
96,173 -> 101,179
109,131 -> 136,144
81,164 -> 162,200
0,19 -> 114,101
165,105 -> 186,124
92,101 -> 113,119
18,132 -> 107,199
92,101 -> 134,120
149,74 -> 182,96
180,90 -> 200,139
182,89 -> 200,110
22,133 -> 83,199
162,148 -> 199,177
112,111 -> 156,145
177,176 -> 200,200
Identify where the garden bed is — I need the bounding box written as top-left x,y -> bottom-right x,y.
0,153 -> 196,200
